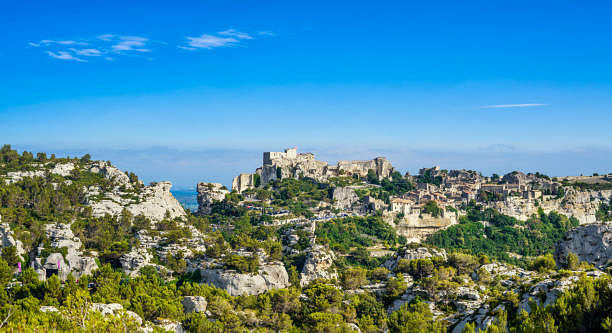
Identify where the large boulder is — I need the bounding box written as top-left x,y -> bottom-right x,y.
181,296 -> 207,313
555,222 -> 611,269
200,262 -> 289,296
196,182 -> 229,214
300,245 -> 338,286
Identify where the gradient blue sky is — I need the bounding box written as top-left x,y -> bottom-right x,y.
1,1 -> 611,188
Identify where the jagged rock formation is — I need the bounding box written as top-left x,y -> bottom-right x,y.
231,147 -> 395,193
0,216 -> 25,260
199,262 -> 289,296
332,187 -> 359,210
300,244 -> 338,286
87,181 -> 186,221
31,223 -> 98,281
196,182 -> 229,214
488,188 -> 612,225
555,222 -> 611,269
88,161 -> 131,184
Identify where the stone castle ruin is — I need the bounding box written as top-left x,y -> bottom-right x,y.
232,147 -> 395,193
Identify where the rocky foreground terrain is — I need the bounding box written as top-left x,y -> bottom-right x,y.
0,145 -> 610,332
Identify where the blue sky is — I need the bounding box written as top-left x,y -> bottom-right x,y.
1,1 -> 611,188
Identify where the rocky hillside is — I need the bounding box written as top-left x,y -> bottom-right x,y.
0,145 -> 610,332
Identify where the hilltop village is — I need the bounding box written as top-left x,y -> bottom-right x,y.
200,147 -> 612,242
0,144 -> 610,332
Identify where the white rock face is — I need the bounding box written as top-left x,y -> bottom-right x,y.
155,320 -> 185,333
33,223 -> 98,280
332,187 -> 359,210
120,247 -> 154,277
88,161 -> 131,184
555,222 -> 611,269
300,245 -> 338,286
50,163 -> 75,177
517,276 -> 580,314
197,182 -> 229,214
4,170 -> 46,183
88,181 -> 186,221
488,189 -> 612,225
91,303 -> 143,325
0,216 -> 26,260
200,262 -> 289,296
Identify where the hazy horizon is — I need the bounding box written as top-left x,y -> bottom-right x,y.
7,144 -> 611,190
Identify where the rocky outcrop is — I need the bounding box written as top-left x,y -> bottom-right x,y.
488,188 -> 612,224
199,262 -> 289,296
197,182 -> 229,214
0,216 -> 25,260
32,223 -> 98,281
300,245 -> 338,286
390,211 -> 458,243
555,222 -> 611,269
88,161 -> 131,185
88,181 -> 186,221
181,296 -> 207,313
91,303 -> 143,325
383,247 -> 447,271
332,187 -> 359,210
120,247 -> 154,277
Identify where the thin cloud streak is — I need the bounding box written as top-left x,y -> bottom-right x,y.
45,51 -> 86,62
481,103 -> 549,109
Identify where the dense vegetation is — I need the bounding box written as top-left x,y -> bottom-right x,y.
426,204 -> 579,267
315,216 -> 406,253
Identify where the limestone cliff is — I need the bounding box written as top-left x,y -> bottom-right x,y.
199,262 -> 289,296
87,181 -> 186,221
196,182 -> 229,214
555,222 -> 611,269
488,188 -> 612,224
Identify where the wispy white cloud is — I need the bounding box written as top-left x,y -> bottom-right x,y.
218,29 -> 252,40
69,48 -> 102,56
40,39 -> 88,46
31,29 -> 274,61
183,34 -> 238,50
111,36 -> 151,52
46,51 -> 86,62
481,103 -> 549,109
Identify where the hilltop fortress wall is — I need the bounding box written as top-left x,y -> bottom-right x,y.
232,147 -> 395,193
